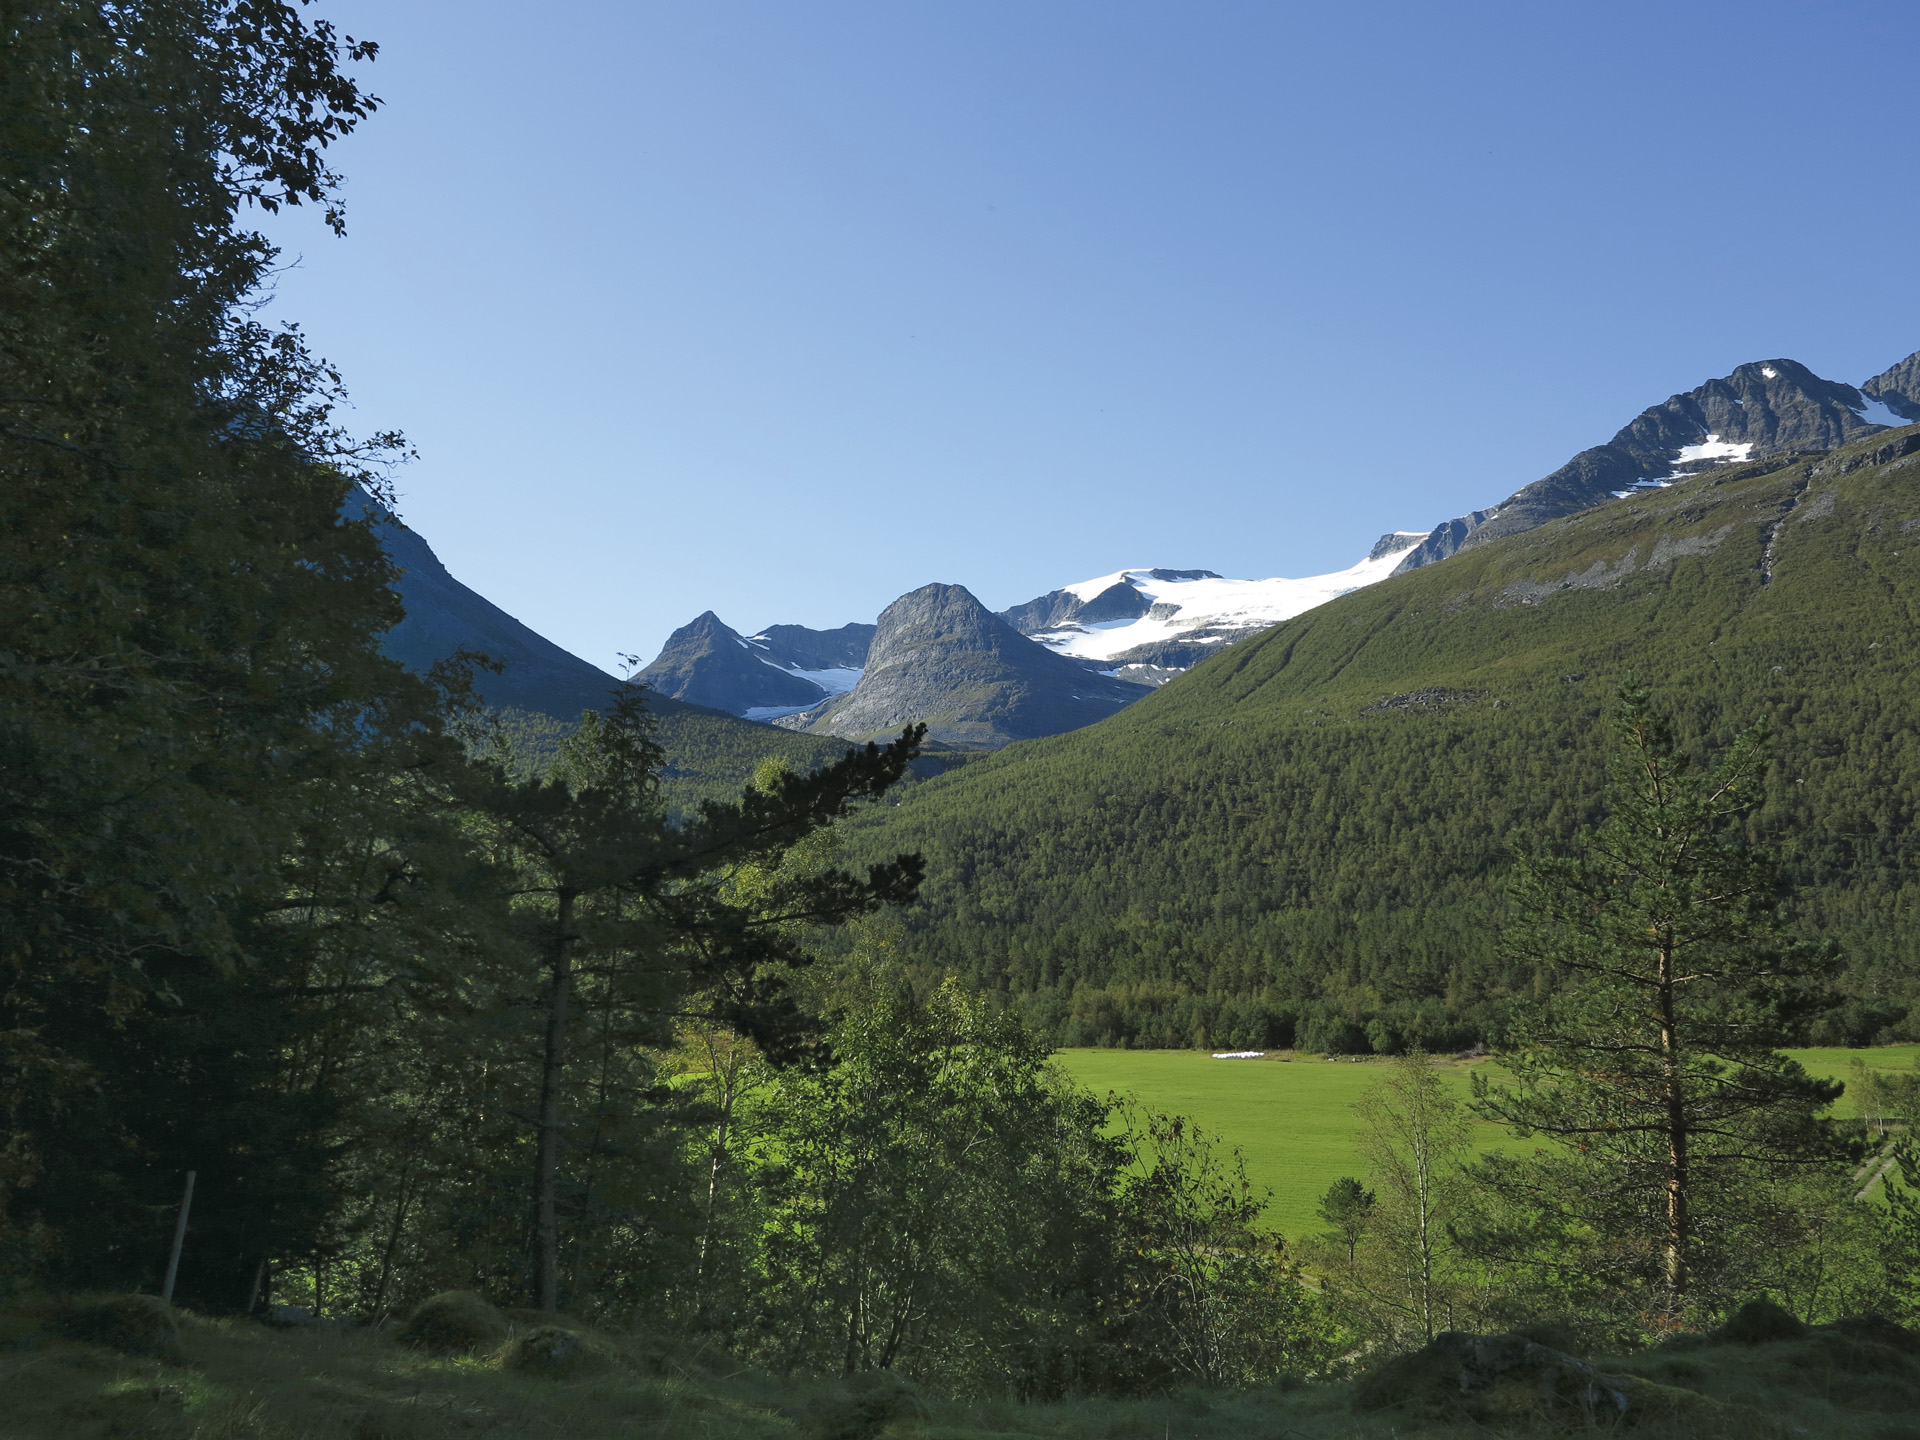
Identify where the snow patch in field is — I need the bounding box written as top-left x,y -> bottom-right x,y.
1213,1051 -> 1266,1059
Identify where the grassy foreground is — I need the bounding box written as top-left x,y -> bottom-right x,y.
1055,1045 -> 1920,1238
7,1293 -> 1920,1439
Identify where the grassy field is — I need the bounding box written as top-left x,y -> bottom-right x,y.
1055,1045 -> 1920,1242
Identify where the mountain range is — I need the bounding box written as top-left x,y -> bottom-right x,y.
837,415 -> 1920,1052
628,349 -> 1920,748
365,344 -> 1920,1046
354,493 -> 848,810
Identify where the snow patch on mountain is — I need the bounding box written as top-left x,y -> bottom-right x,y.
780,664 -> 862,695
735,640 -> 864,697
1852,395 -> 1912,430
1674,435 -> 1754,466
1027,540 -> 1425,665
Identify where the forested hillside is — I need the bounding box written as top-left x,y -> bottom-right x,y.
490,704 -> 851,815
843,427 -> 1920,1051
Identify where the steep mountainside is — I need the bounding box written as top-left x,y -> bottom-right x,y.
368,493 -> 628,719
841,424 -> 1920,1052
1393,351 -> 1919,571
789,583 -> 1143,748
362,498 -> 848,808
1865,351 -> 1920,419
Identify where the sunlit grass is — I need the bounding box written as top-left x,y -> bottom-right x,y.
1054,1044 -> 1920,1240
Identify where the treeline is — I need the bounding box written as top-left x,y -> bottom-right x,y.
843,447 -> 1920,1050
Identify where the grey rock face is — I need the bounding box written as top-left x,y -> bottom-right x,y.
1864,349 -> 1920,420
795,583 -> 1141,748
1394,354 -> 1915,574
635,611 -> 828,714
746,622 -> 875,672
1368,532 -> 1426,562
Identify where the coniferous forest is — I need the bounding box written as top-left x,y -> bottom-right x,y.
9,4 -> 1920,1437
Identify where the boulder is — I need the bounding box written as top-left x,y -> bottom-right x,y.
396,1291 -> 508,1355
499,1325 -> 616,1379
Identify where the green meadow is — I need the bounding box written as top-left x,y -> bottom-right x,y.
1054,1045 -> 1920,1241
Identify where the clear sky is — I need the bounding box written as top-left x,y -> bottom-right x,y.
261,0 -> 1920,673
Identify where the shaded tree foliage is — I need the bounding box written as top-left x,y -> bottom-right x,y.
0,0 -> 487,1303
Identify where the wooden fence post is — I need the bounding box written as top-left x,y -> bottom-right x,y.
162,1171 -> 196,1304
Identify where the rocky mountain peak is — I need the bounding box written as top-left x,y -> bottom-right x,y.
787,582 -> 1142,748
1392,348 -> 1919,573
635,610 -> 827,715
1864,350 -> 1920,421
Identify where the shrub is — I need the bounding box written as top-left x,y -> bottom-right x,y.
51,1294 -> 181,1357
396,1291 -> 508,1355
1712,1298 -> 1808,1345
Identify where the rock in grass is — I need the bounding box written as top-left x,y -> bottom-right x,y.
1353,1330 -> 1778,1437
51,1294 -> 181,1357
1711,1297 -> 1809,1345
396,1291 -> 508,1355
499,1325 -> 617,1379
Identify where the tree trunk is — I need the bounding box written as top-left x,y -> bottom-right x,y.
533,889 -> 576,1312
1414,1102 -> 1435,1341
1658,939 -> 1690,1315
369,1161 -> 416,1320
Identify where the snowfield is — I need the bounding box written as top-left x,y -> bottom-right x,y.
1027,538 -> 1426,664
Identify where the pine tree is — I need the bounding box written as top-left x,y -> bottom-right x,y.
1472,687 -> 1851,1323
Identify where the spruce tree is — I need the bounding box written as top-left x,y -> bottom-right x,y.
1471,687 -> 1850,1324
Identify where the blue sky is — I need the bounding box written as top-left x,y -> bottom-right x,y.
263,0 -> 1920,672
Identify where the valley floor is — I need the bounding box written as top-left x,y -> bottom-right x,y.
1054,1045 -> 1920,1237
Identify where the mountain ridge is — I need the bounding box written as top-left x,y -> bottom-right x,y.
356,494 -> 852,808
1392,351 -> 1919,571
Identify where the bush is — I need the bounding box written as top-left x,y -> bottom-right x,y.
1712,1298 -> 1808,1345
51,1294 -> 181,1357
396,1291 -> 508,1355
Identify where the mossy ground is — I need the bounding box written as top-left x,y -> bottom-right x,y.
3,1295 -> 1915,1439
